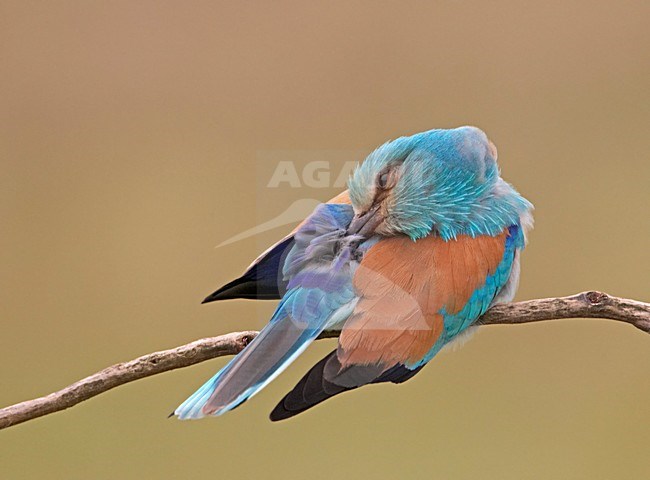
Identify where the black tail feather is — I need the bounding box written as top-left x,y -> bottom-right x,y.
270,350 -> 425,421
270,351 -> 350,421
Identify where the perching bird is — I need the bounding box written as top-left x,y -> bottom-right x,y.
173,126 -> 533,421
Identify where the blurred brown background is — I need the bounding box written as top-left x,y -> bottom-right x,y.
1,1 -> 649,479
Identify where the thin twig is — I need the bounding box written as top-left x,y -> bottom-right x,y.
1,291 -> 648,430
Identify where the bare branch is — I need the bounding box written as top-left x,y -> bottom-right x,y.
1,291 -> 648,430
0,331 -> 257,431
477,291 -> 650,332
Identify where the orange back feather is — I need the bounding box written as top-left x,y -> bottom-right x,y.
339,231 -> 507,366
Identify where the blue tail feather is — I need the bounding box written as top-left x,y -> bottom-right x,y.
173,303 -> 327,419
175,370 -> 227,420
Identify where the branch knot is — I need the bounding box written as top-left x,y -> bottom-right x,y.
583,290 -> 609,306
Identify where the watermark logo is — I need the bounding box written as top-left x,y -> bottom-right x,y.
215,198 -> 321,247
266,160 -> 357,189
216,151 -> 364,248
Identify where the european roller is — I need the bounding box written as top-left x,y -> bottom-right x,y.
173,126 -> 533,421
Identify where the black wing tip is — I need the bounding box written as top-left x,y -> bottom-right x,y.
201,290 -> 279,304
201,279 -> 284,305
201,292 -> 220,304
201,282 -> 240,304
268,350 -> 345,422
269,406 -> 291,422
202,234 -> 293,305
269,353 -> 427,422
269,399 -> 306,422
200,283 -> 243,304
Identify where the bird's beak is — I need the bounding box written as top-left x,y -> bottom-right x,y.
346,204 -> 384,238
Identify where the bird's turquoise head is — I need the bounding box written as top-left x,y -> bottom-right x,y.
347,126 -> 533,241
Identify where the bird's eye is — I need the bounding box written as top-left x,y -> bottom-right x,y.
378,172 -> 389,189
